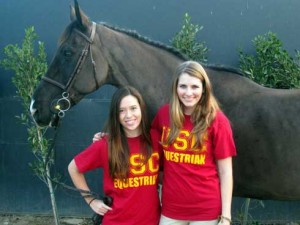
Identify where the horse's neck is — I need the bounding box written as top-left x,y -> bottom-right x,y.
98,25 -> 183,87
96,25 -> 183,116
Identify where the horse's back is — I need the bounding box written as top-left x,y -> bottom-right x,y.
207,66 -> 300,199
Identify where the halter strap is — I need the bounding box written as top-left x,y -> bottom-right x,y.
42,22 -> 97,118
90,22 -> 96,42
42,22 -> 97,92
42,76 -> 66,90
74,22 -> 96,43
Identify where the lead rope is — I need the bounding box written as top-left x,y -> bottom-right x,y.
43,119 -> 98,198
43,121 -> 112,225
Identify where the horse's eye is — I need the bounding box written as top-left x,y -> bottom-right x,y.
64,50 -> 72,57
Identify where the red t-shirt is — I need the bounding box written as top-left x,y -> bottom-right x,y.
151,104 -> 236,220
74,131 -> 161,225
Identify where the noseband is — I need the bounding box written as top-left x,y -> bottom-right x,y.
42,22 -> 98,118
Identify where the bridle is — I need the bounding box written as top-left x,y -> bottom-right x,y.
38,21 -> 110,211
38,22 -> 109,211
42,22 -> 98,118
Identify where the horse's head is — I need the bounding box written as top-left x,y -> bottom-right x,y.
30,0 -> 108,127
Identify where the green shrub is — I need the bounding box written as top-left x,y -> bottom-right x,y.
1,27 -> 60,225
171,13 -> 208,63
239,32 -> 300,89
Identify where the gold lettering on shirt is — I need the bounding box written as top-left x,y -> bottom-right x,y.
163,150 -> 206,165
161,126 -> 207,152
113,175 -> 158,189
113,152 -> 159,189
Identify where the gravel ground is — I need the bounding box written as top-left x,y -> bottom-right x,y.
1,214 -> 299,225
0,214 -> 93,225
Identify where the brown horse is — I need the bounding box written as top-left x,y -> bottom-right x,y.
30,1 -> 300,200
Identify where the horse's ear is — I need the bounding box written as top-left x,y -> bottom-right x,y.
70,5 -> 76,21
70,0 -> 90,31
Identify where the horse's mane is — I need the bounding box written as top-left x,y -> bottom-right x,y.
100,22 -> 188,61
60,21 -> 245,77
100,23 -> 247,77
204,63 -> 246,77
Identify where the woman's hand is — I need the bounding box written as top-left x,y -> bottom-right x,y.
92,132 -> 107,143
89,198 -> 112,215
217,215 -> 232,225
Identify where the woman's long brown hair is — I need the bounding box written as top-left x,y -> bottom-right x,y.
105,86 -> 152,179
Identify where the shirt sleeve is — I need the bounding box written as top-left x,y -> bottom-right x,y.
211,111 -> 237,159
151,111 -> 161,132
74,138 -> 108,173
150,128 -> 164,171
151,104 -> 168,132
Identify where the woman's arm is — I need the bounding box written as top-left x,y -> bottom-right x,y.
68,159 -> 93,204
68,159 -> 112,215
217,157 -> 233,224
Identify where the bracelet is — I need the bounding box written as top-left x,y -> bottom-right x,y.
88,197 -> 96,206
218,215 -> 232,224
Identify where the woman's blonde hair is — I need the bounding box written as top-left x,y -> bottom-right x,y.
166,61 -> 220,149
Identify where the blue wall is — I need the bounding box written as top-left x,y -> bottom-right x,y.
2,0 -> 300,94
1,0 -> 300,223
